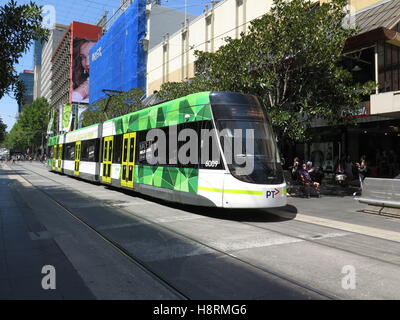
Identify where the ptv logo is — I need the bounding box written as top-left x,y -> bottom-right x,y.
266,188 -> 280,199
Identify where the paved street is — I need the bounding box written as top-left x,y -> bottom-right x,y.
1,161 -> 400,300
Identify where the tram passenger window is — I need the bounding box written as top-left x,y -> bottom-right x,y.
79,139 -> 98,162
138,141 -> 148,163
113,135 -> 123,164
129,138 -> 135,163
107,140 -> 113,161
88,141 -> 95,162
123,138 -> 128,162
199,120 -> 224,170
80,141 -> 87,161
177,121 -> 199,169
137,128 -> 169,166
65,143 -> 75,161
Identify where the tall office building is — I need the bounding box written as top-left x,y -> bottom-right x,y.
33,40 -> 43,100
17,70 -> 34,113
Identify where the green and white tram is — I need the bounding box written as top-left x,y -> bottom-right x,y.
47,92 -> 287,208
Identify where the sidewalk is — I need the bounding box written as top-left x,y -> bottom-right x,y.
0,165 -> 95,299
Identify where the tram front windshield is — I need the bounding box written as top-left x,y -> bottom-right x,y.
212,104 -> 284,185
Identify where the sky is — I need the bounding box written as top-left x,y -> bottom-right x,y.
0,0 -> 213,131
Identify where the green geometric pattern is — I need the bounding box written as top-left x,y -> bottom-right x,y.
135,165 -> 198,194
48,135 -> 60,146
48,92 -> 212,146
111,91 -> 212,134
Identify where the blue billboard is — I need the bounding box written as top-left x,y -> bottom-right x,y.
89,0 -> 147,104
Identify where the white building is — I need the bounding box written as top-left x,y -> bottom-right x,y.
146,0 -> 274,95
40,24 -> 69,104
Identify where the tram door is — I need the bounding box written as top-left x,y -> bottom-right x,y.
52,145 -> 57,170
121,133 -> 136,188
102,136 -> 113,183
57,144 -> 63,172
74,141 -> 81,176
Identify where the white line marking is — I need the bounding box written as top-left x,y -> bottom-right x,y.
295,214 -> 400,243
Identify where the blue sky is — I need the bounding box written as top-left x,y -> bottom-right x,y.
0,0 -> 212,131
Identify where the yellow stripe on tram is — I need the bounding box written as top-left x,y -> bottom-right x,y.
198,186 -> 264,195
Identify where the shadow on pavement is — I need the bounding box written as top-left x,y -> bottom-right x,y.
110,186 -> 298,223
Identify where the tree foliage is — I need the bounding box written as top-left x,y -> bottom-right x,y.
0,0 -> 48,100
4,98 -> 50,151
82,88 -> 145,126
0,117 -> 7,144
157,0 -> 375,142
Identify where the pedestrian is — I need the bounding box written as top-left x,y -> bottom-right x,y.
345,155 -> 354,182
291,157 -> 300,180
356,155 -> 368,189
299,162 -> 320,198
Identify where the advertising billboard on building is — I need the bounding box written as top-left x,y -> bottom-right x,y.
70,22 -> 103,104
89,0 -> 147,104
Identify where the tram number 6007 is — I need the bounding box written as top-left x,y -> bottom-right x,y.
205,160 -> 219,168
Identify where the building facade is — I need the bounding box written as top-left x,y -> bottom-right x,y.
33,40 -> 43,100
146,0 -> 274,94
40,24 -> 69,104
89,0 -> 196,103
17,70 -> 34,113
50,22 -> 102,110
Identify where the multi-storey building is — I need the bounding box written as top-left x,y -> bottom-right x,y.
40,24 -> 69,104
33,40 -> 43,100
50,22 -> 102,110
89,0 -> 196,103
17,70 -> 34,113
147,0 -> 273,94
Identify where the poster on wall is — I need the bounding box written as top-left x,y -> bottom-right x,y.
62,104 -> 73,132
47,108 -> 55,135
75,104 -> 87,130
310,142 -> 334,172
71,38 -> 98,104
69,22 -> 102,104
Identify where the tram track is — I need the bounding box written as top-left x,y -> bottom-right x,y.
9,162 -> 400,299
23,163 -> 400,269
1,162 -> 189,300
14,162 -> 400,298
8,162 -> 339,300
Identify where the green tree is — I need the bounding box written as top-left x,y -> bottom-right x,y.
82,88 -> 144,126
158,0 -> 375,142
0,0 -> 48,100
0,116 -> 7,143
5,97 -> 49,151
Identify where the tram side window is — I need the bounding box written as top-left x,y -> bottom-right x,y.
177,121 -> 199,169
65,143 -> 75,161
49,146 -> 53,158
94,139 -> 100,162
137,130 -> 149,165
60,145 -> 65,160
199,120 -> 224,170
81,139 -> 100,162
137,127 -> 170,166
113,135 -> 123,164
